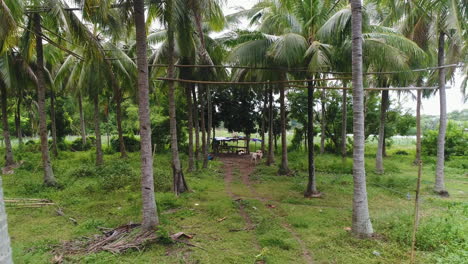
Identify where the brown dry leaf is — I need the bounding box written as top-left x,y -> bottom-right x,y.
217,217 -> 227,222
344,227 -> 352,231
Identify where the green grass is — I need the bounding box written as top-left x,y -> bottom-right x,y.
1,139 -> 467,263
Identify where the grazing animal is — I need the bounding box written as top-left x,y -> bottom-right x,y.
250,151 -> 263,164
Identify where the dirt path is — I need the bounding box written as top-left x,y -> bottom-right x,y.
219,154 -> 313,264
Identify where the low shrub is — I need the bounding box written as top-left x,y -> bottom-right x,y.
422,121 -> 468,158
110,135 -> 140,152
70,137 -> 95,151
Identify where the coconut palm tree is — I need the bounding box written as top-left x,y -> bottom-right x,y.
350,0 -> 373,237
133,0 -> 159,229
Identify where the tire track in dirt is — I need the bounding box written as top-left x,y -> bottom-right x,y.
220,154 -> 313,264
221,154 -> 263,263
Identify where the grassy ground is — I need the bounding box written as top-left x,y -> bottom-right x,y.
1,140 -> 467,263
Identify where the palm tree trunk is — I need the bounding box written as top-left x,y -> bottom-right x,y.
199,86 -> 207,168
207,86 -> 212,156
115,85 -> 127,158
134,0 -> 159,230
50,90 -> 58,157
267,85 -> 275,165
305,81 -> 318,197
351,0 -> 373,237
15,91 -> 22,146
376,90 -> 389,174
78,92 -> 86,145
186,85 -> 195,171
261,86 -> 267,152
278,80 -> 290,175
320,89 -> 326,154
0,83 -> 14,166
435,31 -> 448,196
167,2 -> 188,195
192,85 -> 200,163
34,14 -> 56,186
414,89 -> 422,164
0,176 -> 12,264
93,94 -> 103,166
341,88 -> 347,158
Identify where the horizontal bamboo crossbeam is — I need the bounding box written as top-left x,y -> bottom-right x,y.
287,85 -> 444,91
156,77 -> 445,91
156,77 -> 351,84
148,63 -> 463,75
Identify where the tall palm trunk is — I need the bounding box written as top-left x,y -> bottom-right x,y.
115,85 -> 127,158
341,88 -> 347,158
186,85 -> 195,171
414,88 -> 422,164
305,81 -> 318,197
0,83 -> 14,166
34,14 -> 56,186
93,94 -> 103,166
15,90 -> 22,145
134,0 -> 159,230
320,89 -> 326,154
207,86 -> 212,156
192,85 -> 200,163
261,86 -> 267,152
267,85 -> 275,165
78,92 -> 86,145
50,90 -> 58,157
200,86 -> 208,169
0,176 -> 12,264
376,90 -> 389,174
435,32 -> 448,196
278,80 -> 290,175
167,2 -> 188,195
350,0 -> 373,237
415,90 -> 422,164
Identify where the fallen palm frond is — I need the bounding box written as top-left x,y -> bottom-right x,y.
54,223 -> 196,256
4,198 -> 54,208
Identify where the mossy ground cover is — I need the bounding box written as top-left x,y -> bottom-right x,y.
2,140 -> 467,263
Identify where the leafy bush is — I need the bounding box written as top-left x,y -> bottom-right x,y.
96,160 -> 138,191
68,165 -> 98,178
70,137 -> 95,151
422,121 -> 468,158
152,117 -> 187,152
395,150 -> 409,155
110,135 -> 140,152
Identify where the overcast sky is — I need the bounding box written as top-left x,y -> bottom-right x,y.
223,0 -> 466,115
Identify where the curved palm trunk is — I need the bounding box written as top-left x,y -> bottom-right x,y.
93,94 -> 103,166
34,14 -> 56,186
78,92 -> 86,145
305,81 -> 318,197
320,89 -> 326,154
341,88 -> 347,158
278,81 -> 290,175
134,0 -> 159,230
267,85 -> 275,165
186,85 -> 195,171
351,0 -> 373,237
115,86 -> 127,158
192,85 -> 200,163
167,4 -> 188,195
1,83 -> 14,167
207,86 -> 212,156
50,90 -> 58,157
435,32 -> 448,196
376,90 -> 389,174
0,176 -> 12,264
